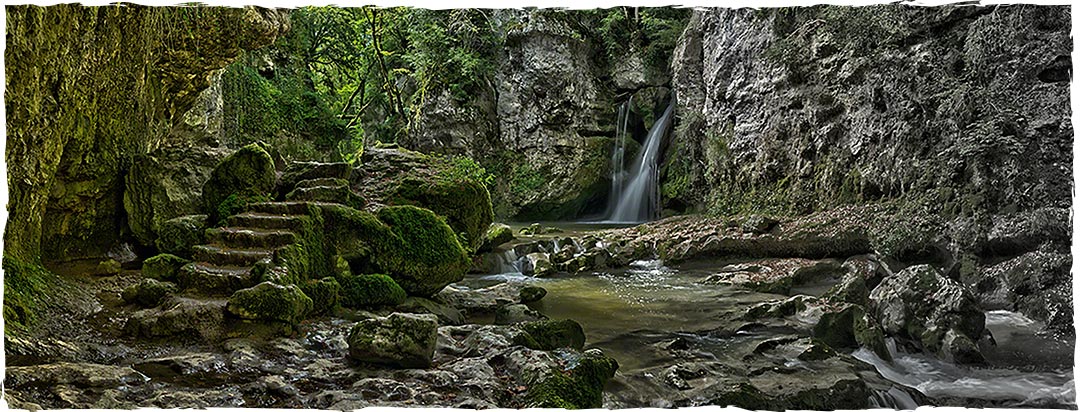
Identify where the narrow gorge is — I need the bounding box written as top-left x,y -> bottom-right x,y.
4,4 -> 1073,410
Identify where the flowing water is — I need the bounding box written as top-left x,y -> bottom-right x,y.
466,253 -> 1076,408
604,100 -> 675,223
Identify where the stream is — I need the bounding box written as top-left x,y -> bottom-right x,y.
463,245 -> 1076,408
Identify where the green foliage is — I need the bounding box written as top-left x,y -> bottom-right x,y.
435,155 -> 494,189
592,8 -> 691,79
339,273 -> 407,308
3,257 -> 56,335
510,162 -> 546,196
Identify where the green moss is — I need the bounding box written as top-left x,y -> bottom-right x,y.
299,277 -> 341,315
339,273 -> 407,308
527,353 -> 619,409
121,278 -> 178,307
320,204 -> 469,297
213,193 -> 269,226
226,282 -> 313,324
203,144 -> 277,222
155,214 -> 209,258
2,257 -> 56,335
142,253 -> 191,281
515,319 -> 586,350
391,172 -> 494,253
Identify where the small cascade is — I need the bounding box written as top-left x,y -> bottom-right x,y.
605,99 -> 676,223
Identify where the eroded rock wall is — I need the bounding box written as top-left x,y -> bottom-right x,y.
5,5 -> 287,262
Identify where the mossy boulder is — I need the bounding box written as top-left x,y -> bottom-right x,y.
155,214 -> 210,259
519,285 -> 548,303
478,223 -> 515,253
323,204 -> 470,297
226,282 -> 313,325
3,257 -> 58,334
355,148 -> 494,252
339,274 -> 407,308
527,349 -> 619,409
142,254 -> 191,282
121,278 -> 178,308
514,319 -> 586,350
299,277 -> 342,315
202,144 -> 277,222
347,312 -> 439,368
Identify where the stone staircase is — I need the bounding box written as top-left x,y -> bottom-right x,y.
178,163 -> 360,297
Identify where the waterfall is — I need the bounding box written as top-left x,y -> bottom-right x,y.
603,97 -> 633,219
605,99 -> 675,223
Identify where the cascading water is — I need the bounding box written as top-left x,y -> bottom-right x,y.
605,99 -> 675,223
604,97 -> 633,219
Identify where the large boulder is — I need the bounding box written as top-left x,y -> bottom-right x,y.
354,148 -> 494,252
202,144 -> 277,222
123,146 -> 230,247
155,214 -> 210,258
322,204 -> 471,297
478,223 -> 515,253
225,282 -> 313,325
347,313 -> 439,368
121,278 -> 178,308
869,264 -> 986,363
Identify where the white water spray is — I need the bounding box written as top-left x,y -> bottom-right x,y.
605,100 -> 675,223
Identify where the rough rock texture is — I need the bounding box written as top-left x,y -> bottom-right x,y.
667,6 -> 1071,217
124,146 -> 230,247
347,313 -> 439,368
155,215 -> 210,258
202,144 -> 277,221
5,5 -> 288,262
869,264 -> 986,363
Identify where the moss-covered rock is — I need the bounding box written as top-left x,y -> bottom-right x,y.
355,148 -> 494,252
347,312 -> 439,368
123,146 -> 229,248
299,277 -> 341,316
5,6 -> 286,262
155,215 -> 209,259
2,257 -> 58,335
495,304 -> 547,325
320,204 -> 470,297
526,349 -> 619,409
339,274 -> 407,308
519,285 -> 548,303
121,278 -> 178,308
226,282 -> 313,325
514,319 -> 586,350
203,144 -> 277,222
142,254 -> 191,282
478,223 -> 515,253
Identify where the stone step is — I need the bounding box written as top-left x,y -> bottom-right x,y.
245,202 -> 317,216
176,263 -> 258,296
286,185 -> 354,204
205,227 -> 297,249
227,213 -> 308,230
192,244 -> 277,267
295,177 -> 349,190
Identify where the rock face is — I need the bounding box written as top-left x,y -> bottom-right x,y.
5,5 -> 287,262
667,6 -> 1071,217
123,146 -> 230,247
347,313 -> 439,368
